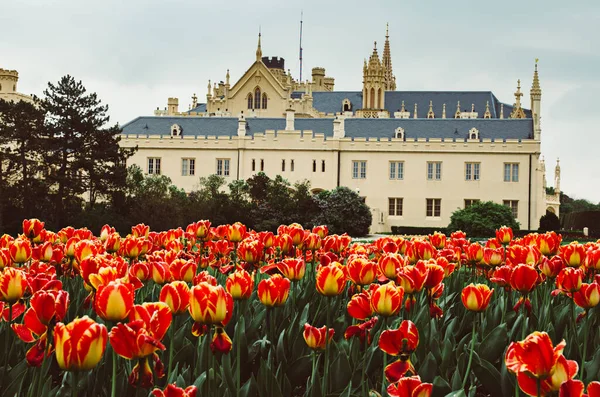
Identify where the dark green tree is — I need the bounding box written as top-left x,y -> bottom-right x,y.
312,187 -> 372,236
539,211 -> 560,232
447,201 -> 519,237
39,75 -> 134,227
0,100 -> 52,232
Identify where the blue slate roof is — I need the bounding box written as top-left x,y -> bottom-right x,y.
187,104 -> 207,113
121,115 -> 532,141
344,118 -> 533,140
310,91 -> 532,119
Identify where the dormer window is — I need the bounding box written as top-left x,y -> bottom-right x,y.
395,127 -> 405,140
342,98 -> 352,112
171,124 -> 182,137
468,127 -> 479,140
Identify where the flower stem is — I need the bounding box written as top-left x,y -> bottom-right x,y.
111,348 -> 117,397
580,314 -> 589,380
71,370 -> 78,397
322,298 -> 331,396
536,377 -> 541,397
311,350 -> 317,391
167,319 -> 175,383
381,317 -> 388,397
461,319 -> 477,390
236,301 -> 243,396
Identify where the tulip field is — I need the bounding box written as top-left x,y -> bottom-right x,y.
0,220 -> 600,397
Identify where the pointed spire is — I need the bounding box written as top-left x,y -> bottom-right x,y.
500,103 -> 504,119
207,80 -> 212,98
484,101 -> 491,118
555,158 -> 561,193
192,93 -> 198,108
531,58 -> 541,97
226,69 -> 230,85
413,103 -> 418,118
510,79 -> 526,119
442,103 -> 446,119
400,100 -> 405,112
382,23 -> 396,91
256,29 -> 262,61
455,101 -> 461,118
427,100 -> 435,118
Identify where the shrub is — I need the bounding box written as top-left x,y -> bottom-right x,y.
539,211 -> 560,232
447,201 -> 519,237
313,187 -> 372,237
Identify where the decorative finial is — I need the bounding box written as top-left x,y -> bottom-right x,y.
226,69 -> 230,83
500,103 -> 504,119
442,103 -> 446,119
256,29 -> 263,61
207,80 -> 211,96
400,100 -> 405,112
413,103 -> 418,119
427,100 -> 435,119
386,23 -> 389,38
510,80 -> 526,119
455,101 -> 461,118
484,101 -> 491,119
531,59 -> 541,96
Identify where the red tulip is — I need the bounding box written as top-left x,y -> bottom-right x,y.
277,258 -> 306,281
23,219 -> 45,242
94,280 -> 135,322
312,225 -> 329,239
9,238 -> 32,264
160,281 -> 190,314
210,326 -> 232,353
380,320 -> 419,382
537,232 -> 561,256
490,265 -> 513,288
303,233 -> 322,251
344,317 -> 378,344
129,302 -> 172,341
152,384 -> 197,397
461,284 -> 493,312
428,232 -> 446,249
507,245 -> 541,267
586,249 -> 600,271
465,243 -> 484,264
226,269 -> 254,300
347,291 -> 373,320
0,267 -> 28,303
387,376 -> 433,397
55,316 -> 108,371
227,222 -> 247,243
189,282 -> 233,325
303,323 -> 334,350
506,331 -> 566,379
120,237 -> 144,260
573,282 -> 600,309
379,253 -> 404,280
396,262 -> 428,294
258,274 -> 290,307
315,263 -> 346,296
555,267 -> 583,294
413,240 -> 435,261
423,262 -> 444,289
483,247 -> 504,267
169,259 -> 197,283
237,238 -> 264,264
371,281 -> 404,317
186,220 -> 211,240
346,256 -> 376,286
560,243 -> 586,267
496,226 -> 513,244
539,256 -> 565,279
286,223 -> 304,246
510,264 -> 539,294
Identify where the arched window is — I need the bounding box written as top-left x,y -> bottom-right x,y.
254,88 -> 262,109
262,93 -> 268,109
247,94 -> 253,109
377,88 -> 382,109
369,88 -> 375,109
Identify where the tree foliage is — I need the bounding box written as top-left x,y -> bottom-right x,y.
313,187 -> 372,237
447,201 -> 519,237
560,192 -> 600,216
539,211 -> 560,232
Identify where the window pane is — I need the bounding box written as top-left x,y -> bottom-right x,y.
465,163 -> 471,180
398,162 -> 404,179
182,159 -> 188,176
390,162 -> 396,179
427,163 -> 433,180
435,163 -> 441,180
148,158 -> 154,174
360,162 -> 366,178
426,199 -> 433,216
435,199 -> 441,216
504,163 -> 510,182
474,163 -> 480,180
397,198 -> 403,216
291,159 -> 294,172
388,198 -> 395,216
155,159 -> 161,175
512,164 -> 519,182
225,160 -> 230,176
352,161 -> 358,178
217,159 -> 222,175
190,159 -> 195,176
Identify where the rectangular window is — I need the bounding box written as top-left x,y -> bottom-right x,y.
352,161 -> 367,179
252,159 -> 255,172
321,160 -> 325,172
503,200 -> 519,218
465,162 -> 480,181
388,197 -> 403,216
216,158 -> 230,176
464,199 -> 480,208
181,158 -> 195,176
426,198 -> 441,217
389,161 -> 404,180
427,162 -> 442,180
313,160 -> 317,172
147,157 -> 161,175
260,159 -> 264,172
282,159 -> 285,172
291,159 -> 294,172
504,163 -> 519,182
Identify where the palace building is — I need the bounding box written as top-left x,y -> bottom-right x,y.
116,26 -> 560,233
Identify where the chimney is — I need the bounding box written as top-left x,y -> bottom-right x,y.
285,108 -> 295,131
237,112 -> 247,137
333,116 -> 345,138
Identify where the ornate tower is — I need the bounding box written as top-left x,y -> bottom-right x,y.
509,80 -> 526,119
382,24 -> 396,91
0,68 -> 19,94
530,60 -> 542,140
256,32 -> 263,62
554,158 -> 561,193
362,42 -> 386,111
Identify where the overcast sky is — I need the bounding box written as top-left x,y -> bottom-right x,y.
2,0 -> 599,202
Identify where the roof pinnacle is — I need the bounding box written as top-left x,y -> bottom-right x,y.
256,30 -> 262,61
531,58 -> 541,97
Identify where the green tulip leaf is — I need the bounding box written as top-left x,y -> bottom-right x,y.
478,324 -> 508,363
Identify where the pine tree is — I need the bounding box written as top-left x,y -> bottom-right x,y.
40,75 -> 135,226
